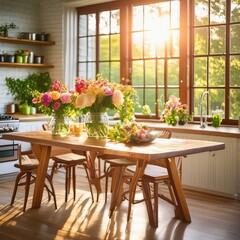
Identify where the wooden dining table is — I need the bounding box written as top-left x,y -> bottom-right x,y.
3,131 -> 225,227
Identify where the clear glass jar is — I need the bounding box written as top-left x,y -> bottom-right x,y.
85,112 -> 108,139
50,116 -> 70,136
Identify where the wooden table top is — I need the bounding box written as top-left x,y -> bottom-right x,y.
3,131 -> 225,161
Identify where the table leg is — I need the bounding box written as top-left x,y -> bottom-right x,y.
31,144 -> 52,208
127,159 -> 147,221
165,157 -> 191,222
86,151 -> 102,202
108,166 -> 126,218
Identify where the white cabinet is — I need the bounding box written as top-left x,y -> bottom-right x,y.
173,132 -> 240,199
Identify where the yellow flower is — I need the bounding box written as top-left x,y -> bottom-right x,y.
51,91 -> 61,100
112,90 -> 124,107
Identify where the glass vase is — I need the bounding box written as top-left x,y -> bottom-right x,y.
50,116 -> 70,136
85,112 -> 109,139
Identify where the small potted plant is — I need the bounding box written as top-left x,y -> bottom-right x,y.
212,109 -> 223,127
0,22 -> 18,37
15,49 -> 30,63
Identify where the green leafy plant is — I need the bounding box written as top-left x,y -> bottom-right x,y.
5,72 -> 52,106
0,22 -> 18,37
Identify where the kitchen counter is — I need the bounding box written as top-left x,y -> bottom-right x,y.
9,113 -> 49,122
144,121 -> 240,139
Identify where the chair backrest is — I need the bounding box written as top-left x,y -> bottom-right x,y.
158,129 -> 172,139
42,123 -> 51,131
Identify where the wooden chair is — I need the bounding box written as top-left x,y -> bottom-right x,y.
42,123 -> 94,203
11,144 -> 57,212
126,130 -> 186,227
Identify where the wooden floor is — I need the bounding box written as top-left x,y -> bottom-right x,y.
0,168 -> 240,240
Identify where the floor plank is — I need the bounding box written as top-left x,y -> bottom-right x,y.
0,168 -> 240,240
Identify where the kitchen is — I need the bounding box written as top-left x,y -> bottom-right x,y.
0,0 -> 240,239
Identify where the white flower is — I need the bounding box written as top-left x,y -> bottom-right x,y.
75,92 -> 96,109
112,90 -> 124,107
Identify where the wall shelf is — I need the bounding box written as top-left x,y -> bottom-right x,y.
0,62 -> 54,68
0,36 -> 55,45
0,36 -> 55,68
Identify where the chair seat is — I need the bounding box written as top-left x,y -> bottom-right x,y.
52,153 -> 86,164
127,165 -> 168,179
14,155 -> 39,170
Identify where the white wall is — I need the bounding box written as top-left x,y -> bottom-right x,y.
0,0 -> 114,114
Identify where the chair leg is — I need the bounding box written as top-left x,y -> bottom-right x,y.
23,172 -> 32,212
72,166 -> 76,201
50,162 -> 58,180
83,163 -> 94,203
141,179 -> 158,228
65,166 -> 70,202
45,174 -> 57,209
11,171 -> 26,206
153,182 -> 159,227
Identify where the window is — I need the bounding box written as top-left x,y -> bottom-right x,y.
131,1 -> 181,117
191,0 -> 240,123
77,0 -> 183,118
77,0 -> 239,124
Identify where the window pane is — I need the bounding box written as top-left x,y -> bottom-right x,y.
132,5 -> 143,31
194,0 -> 209,26
79,15 -> 87,36
145,89 -> 156,112
171,1 -> 180,28
79,37 -> 87,61
100,11 -> 110,34
210,0 -> 226,24
194,27 -> 208,54
99,35 -> 109,61
157,59 -> 164,86
88,14 -> 96,35
111,10 -> 120,33
111,34 -> 120,60
167,59 -> 179,86
79,63 -> 87,79
132,60 -> 144,86
230,24 -> 240,53
144,32 -> 156,58
230,89 -> 240,119
87,63 -> 96,79
194,88 -> 207,115
99,62 -> 109,79
209,56 -> 225,86
158,89 -> 165,113
231,0 -> 240,23
194,57 -> 207,87
230,56 -> 240,86
110,62 -> 120,82
210,26 -> 225,54
132,32 -> 143,58
136,88 -> 143,107
209,89 -> 225,113
171,30 -> 179,57
145,60 -> 156,86
88,36 -> 96,61
167,89 -> 179,98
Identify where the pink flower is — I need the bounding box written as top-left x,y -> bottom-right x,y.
32,98 -> 40,104
53,101 -> 61,111
112,90 -> 124,107
104,87 -> 113,96
60,93 -> 72,104
41,93 -> 52,106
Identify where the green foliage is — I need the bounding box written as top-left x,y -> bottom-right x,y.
0,22 -> 18,37
5,72 -> 52,106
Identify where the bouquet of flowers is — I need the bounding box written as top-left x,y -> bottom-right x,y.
32,80 -> 80,118
161,95 -> 189,126
75,74 -> 138,122
108,122 -> 158,143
